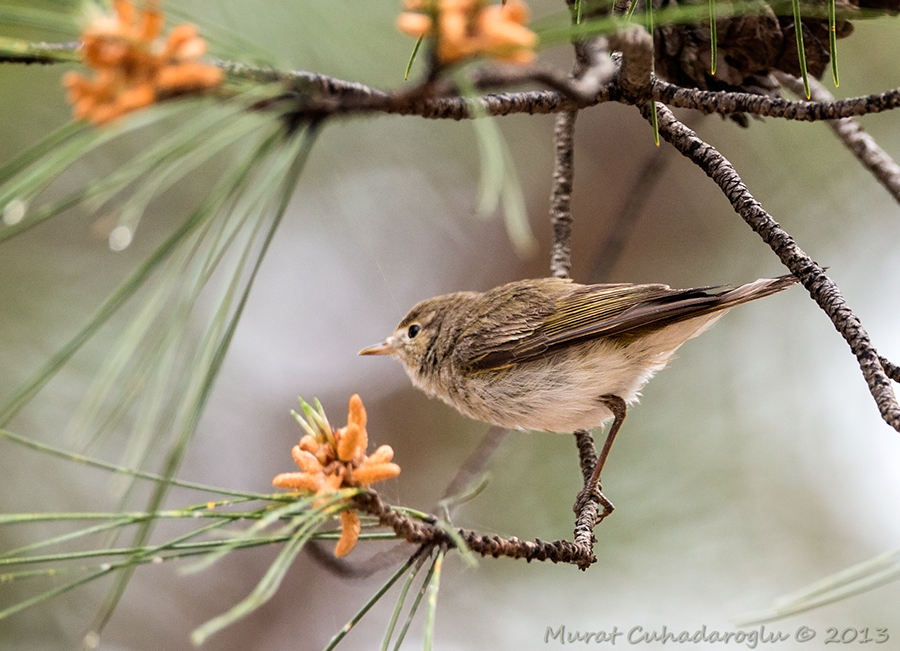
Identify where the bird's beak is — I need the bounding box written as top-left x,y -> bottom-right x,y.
359,339 -> 394,356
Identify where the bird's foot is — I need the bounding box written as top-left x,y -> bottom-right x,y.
573,484 -> 615,518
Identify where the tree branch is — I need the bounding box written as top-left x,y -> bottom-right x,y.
11,39 -> 900,123
550,110 -> 578,279
653,79 -> 900,122
571,429 -> 602,570
645,102 -> 900,432
353,490 -> 596,568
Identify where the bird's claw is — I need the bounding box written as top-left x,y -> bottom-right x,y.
573,485 -> 614,517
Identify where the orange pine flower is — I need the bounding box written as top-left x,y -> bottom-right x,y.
63,0 -> 223,125
397,0 -> 537,65
272,394 -> 401,557
335,510 -> 361,557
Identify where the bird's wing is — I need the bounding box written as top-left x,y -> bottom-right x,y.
458,274 -> 797,371
457,282 -> 717,371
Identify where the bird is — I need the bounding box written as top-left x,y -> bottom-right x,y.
360,274 -> 798,511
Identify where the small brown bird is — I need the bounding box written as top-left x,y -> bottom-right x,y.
360,274 -> 797,509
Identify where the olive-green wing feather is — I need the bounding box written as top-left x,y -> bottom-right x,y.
459,275 -> 797,371
455,281 -> 674,371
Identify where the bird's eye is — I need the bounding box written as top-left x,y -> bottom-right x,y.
407,323 -> 421,339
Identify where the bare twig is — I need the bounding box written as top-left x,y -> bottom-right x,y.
572,497 -> 601,570
573,430 -> 599,485
881,356 -> 900,384
310,427 -> 509,579
353,490 -> 596,568
547,31 -> 621,280
645,102 -> 900,432
468,61 -> 612,104
571,429 -> 602,569
11,40 -> 900,123
550,110 -> 578,279
540,23 -> 634,569
549,27 -> 656,562
572,37 -> 618,100
652,79 -> 900,122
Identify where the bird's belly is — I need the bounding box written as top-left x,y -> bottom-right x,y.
447,338 -> 665,432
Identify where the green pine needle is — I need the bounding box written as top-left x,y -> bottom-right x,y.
380,552 -> 430,651
455,71 -> 536,256
422,549 -> 445,651
624,0 -> 640,22
646,5 -> 661,147
828,0 -> 839,87
0,427 -> 279,499
709,0 -> 718,75
94,126 -> 320,635
405,35 -> 425,81
0,94 -> 321,638
190,513 -> 328,645
392,551 -> 441,650
791,0 -> 811,98
737,547 -> 900,625
325,550 -> 428,651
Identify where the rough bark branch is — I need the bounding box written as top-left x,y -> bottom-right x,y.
9,41 -> 900,123
353,490 -> 596,568
550,110 -> 578,279
645,102 -> 900,432
652,79 -> 900,122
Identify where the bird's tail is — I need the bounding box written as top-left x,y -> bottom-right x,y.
717,273 -> 799,309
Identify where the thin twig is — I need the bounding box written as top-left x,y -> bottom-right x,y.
550,110 -> 578,279
353,491 -> 595,568
468,62 -> 608,104
570,430 -> 601,569
645,102 -> 900,432
547,30 -> 621,280
573,37 -> 618,99
10,40 -> 900,123
652,79 -> 900,122
310,427 -> 509,578
573,430 -> 599,485
550,26 -> 656,562
881,356 -> 900,384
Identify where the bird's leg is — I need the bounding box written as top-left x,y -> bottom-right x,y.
573,394 -> 626,515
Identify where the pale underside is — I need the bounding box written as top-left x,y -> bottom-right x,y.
406,310 -> 727,433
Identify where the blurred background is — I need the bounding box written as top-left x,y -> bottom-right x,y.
2,1 -> 900,649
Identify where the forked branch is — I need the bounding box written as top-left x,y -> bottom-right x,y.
644,102 -> 900,433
